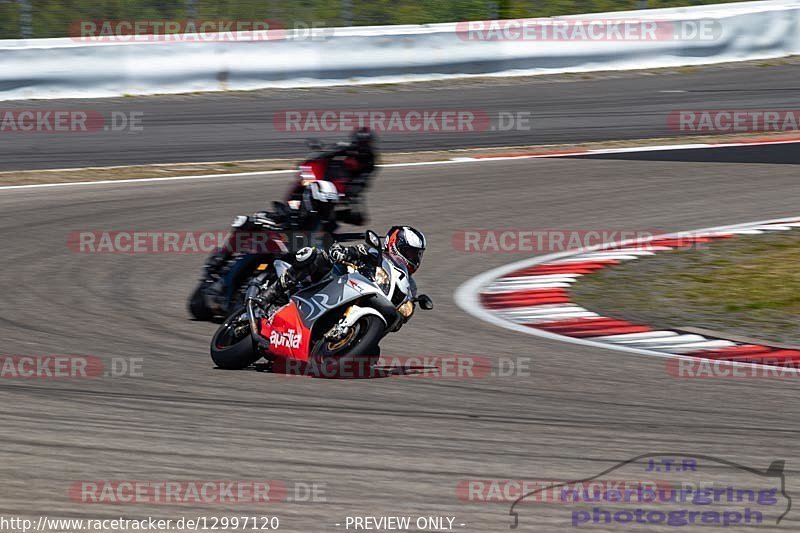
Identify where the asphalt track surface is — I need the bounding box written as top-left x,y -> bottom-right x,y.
2,143 -> 800,532
2,61 -> 800,170
569,142 -> 800,165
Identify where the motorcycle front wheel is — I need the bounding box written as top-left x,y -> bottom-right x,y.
210,308 -> 261,369
310,315 -> 384,378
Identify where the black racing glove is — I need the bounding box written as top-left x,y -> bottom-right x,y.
328,243 -> 370,264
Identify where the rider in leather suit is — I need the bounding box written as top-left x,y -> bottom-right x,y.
257,226 -> 426,308
287,127 -> 376,226
205,181 -> 339,312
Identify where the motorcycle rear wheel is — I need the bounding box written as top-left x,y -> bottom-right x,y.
210,308 -> 261,369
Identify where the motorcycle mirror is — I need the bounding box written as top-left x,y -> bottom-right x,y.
365,230 -> 381,250
416,294 -> 433,310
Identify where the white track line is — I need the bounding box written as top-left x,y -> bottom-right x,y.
593,331 -> 680,342
617,334 -> 709,346
0,157 -> 496,192
497,305 -> 589,316
506,312 -> 601,324
663,341 -> 738,353
485,282 -> 573,292
492,275 -> 582,284
2,138 -> 799,192
0,169 -> 295,191
552,253 -> 652,262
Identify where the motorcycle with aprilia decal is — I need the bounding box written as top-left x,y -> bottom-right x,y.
209,231 -> 433,377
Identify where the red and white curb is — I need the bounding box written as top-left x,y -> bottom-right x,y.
455,216 -> 800,372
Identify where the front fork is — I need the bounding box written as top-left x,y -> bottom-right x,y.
245,277 -> 272,351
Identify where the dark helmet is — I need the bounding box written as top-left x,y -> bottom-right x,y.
385,226 -> 426,274
351,127 -> 375,147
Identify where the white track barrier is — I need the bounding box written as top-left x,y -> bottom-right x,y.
0,0 -> 798,100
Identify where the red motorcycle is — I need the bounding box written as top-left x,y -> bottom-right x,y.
209,231 -> 433,377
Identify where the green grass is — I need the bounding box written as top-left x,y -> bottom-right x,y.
2,0 -> 760,39
569,230 -> 800,345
